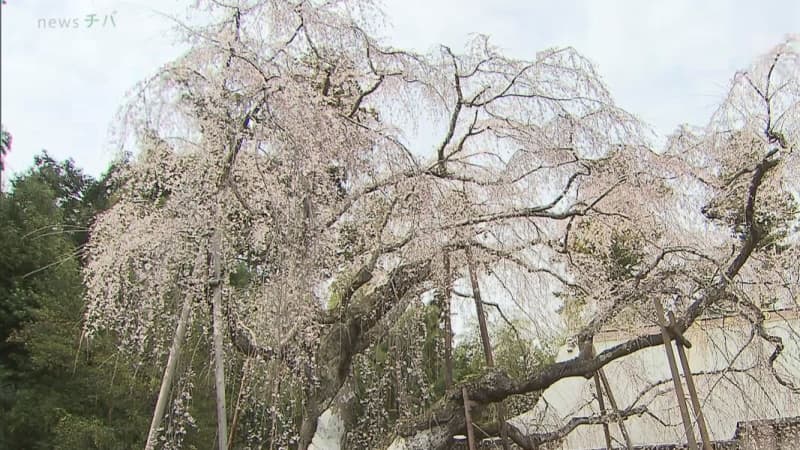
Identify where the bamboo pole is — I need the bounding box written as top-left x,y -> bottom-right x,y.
466,247 -> 494,367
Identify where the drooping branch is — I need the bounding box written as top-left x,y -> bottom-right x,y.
470,240 -> 585,293
226,304 -> 301,366
737,298 -> 800,394
442,169 -> 618,230
506,406 -> 647,449
394,146 -> 783,446
83,5 -> 800,449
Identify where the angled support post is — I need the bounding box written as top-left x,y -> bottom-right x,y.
652,299 -> 698,450
668,312 -> 712,450
462,387 -> 477,450
593,373 -> 614,449
598,368 -> 633,449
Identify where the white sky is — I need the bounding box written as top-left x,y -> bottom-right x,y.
1,0 -> 799,181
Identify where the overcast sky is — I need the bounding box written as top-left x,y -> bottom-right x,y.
1,0 -> 798,181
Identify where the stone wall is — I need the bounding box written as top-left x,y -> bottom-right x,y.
732,416 -> 800,450
450,416 -> 800,449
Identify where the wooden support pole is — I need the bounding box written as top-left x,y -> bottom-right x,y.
462,387 -> 477,450
598,368 -> 633,449
466,246 -> 494,367
669,312 -> 712,450
442,252 -> 454,390
210,229 -> 229,450
465,246 -> 510,450
227,358 -> 250,450
145,249 -> 205,450
593,373 -> 614,449
145,294 -> 192,450
652,299 -> 698,450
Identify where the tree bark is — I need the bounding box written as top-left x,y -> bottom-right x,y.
299,259 -> 433,448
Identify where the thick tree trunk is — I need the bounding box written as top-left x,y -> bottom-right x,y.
300,259 -> 434,448
308,378 -> 356,449
299,416 -> 318,450
298,392 -> 321,450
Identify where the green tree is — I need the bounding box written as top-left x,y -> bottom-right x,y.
0,165 -> 75,366
0,154 -> 157,449
0,125 -> 11,192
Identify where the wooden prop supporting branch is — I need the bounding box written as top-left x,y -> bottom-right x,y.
652,299 -> 698,450
465,246 -> 510,450
440,138 -> 454,392
227,358 -> 251,450
590,341 -> 632,449
443,252 -> 454,390
592,373 -> 614,449
145,249 -> 205,450
210,228 -> 229,450
598,368 -> 633,449
462,387 -> 477,450
466,247 -> 494,367
145,292 -> 193,450
669,312 -> 712,450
